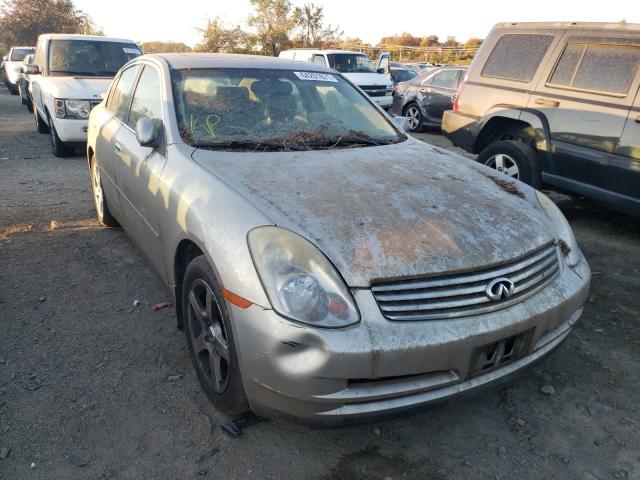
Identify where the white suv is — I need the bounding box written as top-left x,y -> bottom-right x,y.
29,34 -> 141,157
279,49 -> 394,110
3,46 -> 35,94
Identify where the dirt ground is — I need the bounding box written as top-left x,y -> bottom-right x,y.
1,87 -> 639,480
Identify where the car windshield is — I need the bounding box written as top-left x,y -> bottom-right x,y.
48,40 -> 141,77
326,54 -> 377,73
10,48 -> 34,61
172,68 -> 405,151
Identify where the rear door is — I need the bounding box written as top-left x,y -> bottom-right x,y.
113,64 -> 168,276
613,84 -> 640,206
530,36 -> 640,192
419,68 -> 461,124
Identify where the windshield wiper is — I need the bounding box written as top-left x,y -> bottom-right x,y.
192,140 -> 306,151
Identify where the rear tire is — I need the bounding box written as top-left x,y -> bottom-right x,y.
90,156 -> 119,228
182,255 -> 250,417
403,103 -> 424,133
477,140 -> 541,188
47,114 -> 73,157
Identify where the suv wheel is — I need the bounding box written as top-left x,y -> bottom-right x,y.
34,104 -> 49,134
182,255 -> 250,416
403,103 -> 424,132
47,113 -> 73,157
477,140 -> 540,188
8,83 -> 18,95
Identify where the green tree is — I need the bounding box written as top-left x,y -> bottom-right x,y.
196,18 -> 254,54
292,3 -> 341,48
247,0 -> 296,56
0,0 -> 101,52
140,41 -> 191,54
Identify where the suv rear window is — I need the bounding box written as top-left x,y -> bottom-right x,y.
549,42 -> 640,95
481,34 -> 553,83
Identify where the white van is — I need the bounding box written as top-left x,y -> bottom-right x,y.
279,49 -> 393,109
29,34 -> 141,157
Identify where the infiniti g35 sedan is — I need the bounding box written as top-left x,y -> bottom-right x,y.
87,53 -> 590,424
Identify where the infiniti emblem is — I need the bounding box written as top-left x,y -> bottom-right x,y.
485,277 -> 515,301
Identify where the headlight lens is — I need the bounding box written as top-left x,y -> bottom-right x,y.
536,191 -> 580,266
248,226 -> 359,328
65,99 -> 91,119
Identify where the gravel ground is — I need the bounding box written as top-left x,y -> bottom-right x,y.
1,88 -> 639,480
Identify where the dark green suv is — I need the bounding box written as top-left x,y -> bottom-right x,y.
443,22 -> 640,212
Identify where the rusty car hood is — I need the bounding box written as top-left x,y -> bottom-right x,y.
192,139 -> 556,287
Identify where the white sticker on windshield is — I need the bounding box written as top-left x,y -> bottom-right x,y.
294,71 -> 337,82
123,48 -> 141,55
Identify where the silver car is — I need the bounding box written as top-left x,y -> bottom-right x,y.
87,53 -> 590,424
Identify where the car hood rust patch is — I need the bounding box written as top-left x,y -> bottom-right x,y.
192,139 -> 555,287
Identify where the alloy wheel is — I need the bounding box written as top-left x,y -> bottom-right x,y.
187,278 -> 230,394
91,161 -> 104,221
405,106 -> 420,130
484,153 -> 520,179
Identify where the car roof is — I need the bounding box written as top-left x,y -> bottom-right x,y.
493,21 -> 640,31
151,52 -> 335,72
38,34 -> 137,43
281,49 -> 367,56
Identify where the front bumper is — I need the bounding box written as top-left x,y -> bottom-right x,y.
229,254 -> 590,425
52,117 -> 89,143
371,94 -> 393,109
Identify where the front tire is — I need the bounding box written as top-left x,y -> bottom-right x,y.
47,114 -> 73,157
34,104 -> 49,133
182,256 -> 249,417
477,140 -> 541,188
90,156 -> 119,227
403,103 -> 424,132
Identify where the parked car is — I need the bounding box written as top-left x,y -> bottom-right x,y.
17,54 -> 35,111
389,62 -> 417,87
279,49 -> 394,109
406,62 -> 436,73
3,46 -> 35,95
87,53 -> 589,425
29,34 -> 141,157
391,66 -> 467,131
443,21 -> 640,212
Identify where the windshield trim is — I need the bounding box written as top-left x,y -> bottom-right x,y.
170,67 -> 406,151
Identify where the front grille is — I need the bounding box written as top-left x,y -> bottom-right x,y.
371,243 -> 560,321
360,85 -> 388,97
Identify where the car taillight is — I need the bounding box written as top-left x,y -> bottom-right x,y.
453,79 -> 466,112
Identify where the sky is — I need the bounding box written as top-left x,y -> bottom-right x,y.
74,0 -> 638,47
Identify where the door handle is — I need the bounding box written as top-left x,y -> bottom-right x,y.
535,98 -> 560,108
419,87 -> 432,94
114,142 -> 123,153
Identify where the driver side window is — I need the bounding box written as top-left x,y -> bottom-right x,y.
127,65 -> 162,129
106,65 -> 140,122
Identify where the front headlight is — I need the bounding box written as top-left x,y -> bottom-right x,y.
248,226 -> 359,328
65,99 -> 91,119
54,98 -> 91,119
536,191 -> 580,266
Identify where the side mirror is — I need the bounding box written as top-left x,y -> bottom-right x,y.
2,56 -> 7,62
23,64 -> 39,74
391,116 -> 409,132
135,117 -> 160,147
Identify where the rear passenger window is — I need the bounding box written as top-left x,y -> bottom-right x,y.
431,70 -> 458,89
482,34 -> 554,82
106,65 -> 140,121
312,55 -> 326,66
549,42 -> 640,95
